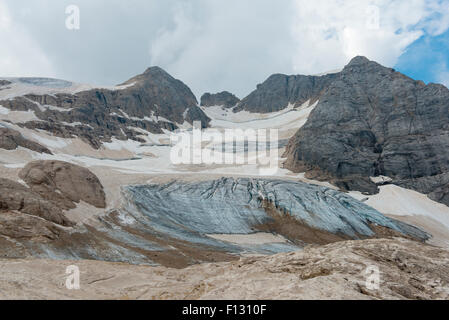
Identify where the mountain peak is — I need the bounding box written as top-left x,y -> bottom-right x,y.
143,66 -> 169,76
346,56 -> 371,67
120,66 -> 174,86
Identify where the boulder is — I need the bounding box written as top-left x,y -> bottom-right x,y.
19,160 -> 106,209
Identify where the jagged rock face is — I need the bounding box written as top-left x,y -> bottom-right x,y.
19,160 -> 106,209
0,127 -> 52,154
0,67 -> 210,149
0,178 -> 72,227
235,72 -> 339,113
200,91 -> 240,108
284,56 -> 449,204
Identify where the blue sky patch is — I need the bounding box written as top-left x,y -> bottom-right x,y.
395,30 -> 449,87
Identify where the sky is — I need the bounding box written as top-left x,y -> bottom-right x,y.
0,0 -> 448,99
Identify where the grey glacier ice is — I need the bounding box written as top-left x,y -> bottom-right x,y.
125,178 -> 428,242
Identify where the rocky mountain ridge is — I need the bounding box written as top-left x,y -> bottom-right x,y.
0,67 -> 210,149
234,71 -> 339,113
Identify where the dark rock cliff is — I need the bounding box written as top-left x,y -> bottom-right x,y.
234,72 -> 339,113
284,56 -> 449,205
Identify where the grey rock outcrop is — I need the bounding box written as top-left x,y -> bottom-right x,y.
0,127 -> 52,154
19,160 -> 106,209
284,56 -> 449,204
0,67 -> 210,149
200,91 -> 240,108
234,72 -> 339,113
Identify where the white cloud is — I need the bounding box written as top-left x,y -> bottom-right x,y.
149,0 -> 297,97
148,0 -> 449,97
290,0 -> 449,74
1,0 -> 448,97
0,0 -> 55,77
150,2 -> 202,68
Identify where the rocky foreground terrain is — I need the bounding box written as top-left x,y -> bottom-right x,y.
1,238 -> 448,300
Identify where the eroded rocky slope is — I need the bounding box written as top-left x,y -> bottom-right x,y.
2,238 -> 448,300
0,126 -> 51,154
